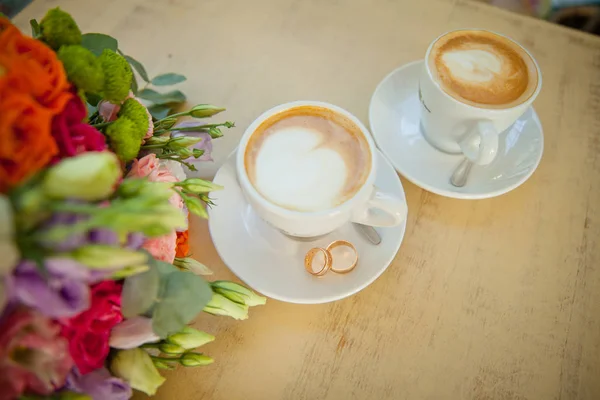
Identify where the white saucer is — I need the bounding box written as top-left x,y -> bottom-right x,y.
208,149 -> 407,304
369,60 -> 544,200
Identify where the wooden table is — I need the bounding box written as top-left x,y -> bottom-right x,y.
15,1 -> 600,399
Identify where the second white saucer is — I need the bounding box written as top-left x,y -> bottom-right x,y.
208,149 -> 406,304
369,60 -> 544,200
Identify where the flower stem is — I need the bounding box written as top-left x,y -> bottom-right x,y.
91,122 -> 112,129
150,356 -> 181,363
161,121 -> 234,133
140,143 -> 167,149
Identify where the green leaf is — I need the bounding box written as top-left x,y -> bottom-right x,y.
86,93 -> 102,107
81,33 -> 118,56
130,68 -> 139,95
138,89 -> 186,105
151,73 -> 187,86
123,55 -> 150,83
29,19 -> 41,38
152,269 -> 212,338
86,103 -> 97,118
121,265 -> 160,318
148,105 -> 171,120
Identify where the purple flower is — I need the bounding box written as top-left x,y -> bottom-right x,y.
12,258 -> 92,318
126,232 -> 145,250
89,229 -> 119,246
42,212 -> 88,252
66,367 -> 132,400
171,121 -> 213,161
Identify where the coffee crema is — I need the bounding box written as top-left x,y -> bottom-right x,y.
244,106 -> 371,212
428,30 -> 538,108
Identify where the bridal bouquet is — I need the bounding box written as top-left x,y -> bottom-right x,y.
0,9 -> 265,400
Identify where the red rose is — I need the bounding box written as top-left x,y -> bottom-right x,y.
52,92 -> 107,160
61,281 -> 123,374
0,307 -> 73,399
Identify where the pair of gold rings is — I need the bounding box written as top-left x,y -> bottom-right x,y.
304,240 -> 358,276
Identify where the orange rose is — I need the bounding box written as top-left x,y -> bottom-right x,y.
0,92 -> 57,192
175,230 -> 190,258
0,17 -> 69,112
0,18 -> 72,192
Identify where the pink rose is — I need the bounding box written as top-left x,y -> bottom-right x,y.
127,155 -> 184,211
0,307 -> 73,398
142,230 -> 177,264
127,154 -> 160,180
60,281 -> 123,375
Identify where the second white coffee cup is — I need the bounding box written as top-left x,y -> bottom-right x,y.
236,101 -> 408,238
419,29 -> 542,165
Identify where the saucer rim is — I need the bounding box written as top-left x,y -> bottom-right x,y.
368,59 -> 545,200
207,149 -> 407,304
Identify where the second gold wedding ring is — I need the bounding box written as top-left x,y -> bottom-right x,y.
327,240 -> 358,274
304,240 -> 358,276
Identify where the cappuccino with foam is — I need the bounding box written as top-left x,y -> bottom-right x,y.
428,30 -> 538,109
244,106 -> 371,212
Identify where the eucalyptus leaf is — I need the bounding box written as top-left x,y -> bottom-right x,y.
152,271 -> 212,338
86,103 -> 97,118
137,89 -> 186,106
154,259 -> 178,277
121,266 -> 160,318
138,89 -> 186,106
123,55 -> 150,83
151,73 -> 187,86
29,19 -> 41,38
148,105 -> 171,120
81,33 -> 118,56
130,68 -> 139,95
86,93 -> 102,107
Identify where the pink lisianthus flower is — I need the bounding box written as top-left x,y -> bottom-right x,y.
52,93 -> 106,160
0,307 -> 73,398
142,230 -> 177,264
99,93 -> 154,140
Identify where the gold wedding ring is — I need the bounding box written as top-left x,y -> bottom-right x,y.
304,247 -> 332,276
304,240 -> 359,276
326,240 -> 358,274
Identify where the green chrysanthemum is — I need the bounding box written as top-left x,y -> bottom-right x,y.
58,45 -> 104,93
99,49 -> 132,103
118,99 -> 149,139
106,117 -> 142,163
40,8 -> 82,50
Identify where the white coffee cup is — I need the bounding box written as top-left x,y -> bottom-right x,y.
419,29 -> 542,165
236,101 -> 408,238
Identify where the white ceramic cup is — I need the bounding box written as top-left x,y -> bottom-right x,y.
236,101 -> 408,238
419,30 -> 542,165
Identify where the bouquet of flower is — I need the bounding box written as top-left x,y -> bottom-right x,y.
0,8 -> 265,400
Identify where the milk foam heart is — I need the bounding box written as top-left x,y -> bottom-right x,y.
254,127 -> 347,211
441,49 -> 502,83
429,30 -> 539,108
244,107 -> 371,212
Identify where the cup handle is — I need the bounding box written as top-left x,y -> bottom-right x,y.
350,188 -> 408,227
458,120 -> 499,166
